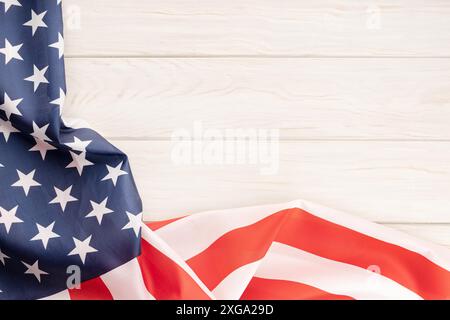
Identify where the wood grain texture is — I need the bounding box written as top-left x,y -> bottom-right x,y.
64,58 -> 450,140
61,1 -> 450,247
388,224 -> 450,247
112,140 -> 450,223
63,0 -> 450,57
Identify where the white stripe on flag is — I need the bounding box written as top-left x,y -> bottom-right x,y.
156,199 -> 450,271
141,223 -> 215,300
255,242 -> 422,300
300,200 -> 450,271
100,258 -> 155,300
212,260 -> 262,300
155,202 -> 288,260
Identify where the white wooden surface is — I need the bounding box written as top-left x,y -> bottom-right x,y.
64,58 -> 450,140
63,0 -> 450,57
63,1 -> 450,247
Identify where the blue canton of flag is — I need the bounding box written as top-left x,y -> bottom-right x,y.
0,0 -> 143,299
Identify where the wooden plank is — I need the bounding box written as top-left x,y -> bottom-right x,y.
111,140 -> 450,223
64,58 -> 450,140
63,0 -> 450,57
387,224 -> 450,247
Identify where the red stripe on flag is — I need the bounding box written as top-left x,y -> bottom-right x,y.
241,277 -> 353,300
186,211 -> 277,290
277,208 -> 450,300
146,217 -> 185,231
137,238 -> 211,300
187,208 -> 450,299
68,277 -> 113,300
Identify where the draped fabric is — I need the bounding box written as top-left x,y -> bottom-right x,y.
45,200 -> 450,300
0,1 -> 142,299
1,1 -> 449,301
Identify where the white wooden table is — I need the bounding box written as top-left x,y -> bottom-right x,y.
63,0 -> 450,248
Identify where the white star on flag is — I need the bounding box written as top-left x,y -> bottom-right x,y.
66,151 -> 94,175
23,9 -> 47,36
85,198 -> 114,224
0,92 -> 23,119
22,260 -> 48,283
49,88 -> 65,114
30,222 -> 60,249
0,205 -> 23,234
0,119 -> 19,142
30,122 -> 51,142
11,169 -> 41,196
0,249 -> 9,266
122,211 -> 143,237
68,235 -> 98,264
29,138 -> 57,160
0,39 -> 23,64
101,161 -> 128,186
49,33 -> 64,59
24,65 -> 49,92
65,137 -> 92,152
49,186 -> 78,212
0,0 -> 21,13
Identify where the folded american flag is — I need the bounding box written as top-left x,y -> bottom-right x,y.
44,200 -> 450,300
0,0 -> 142,299
1,1 -> 449,300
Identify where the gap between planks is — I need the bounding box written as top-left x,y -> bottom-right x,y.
105,137 -> 450,142
65,55 -> 450,59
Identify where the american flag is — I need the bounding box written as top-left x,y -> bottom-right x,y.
1,1 -> 450,300
45,201 -> 450,300
0,0 -> 142,299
